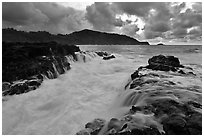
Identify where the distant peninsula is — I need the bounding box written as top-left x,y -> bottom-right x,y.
2,28 -> 149,45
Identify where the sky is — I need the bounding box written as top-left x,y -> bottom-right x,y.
2,2 -> 202,45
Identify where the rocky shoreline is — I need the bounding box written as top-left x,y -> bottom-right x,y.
2,42 -> 115,96
76,55 -> 202,135
2,43 -> 202,135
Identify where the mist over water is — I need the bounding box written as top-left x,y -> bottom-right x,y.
2,45 -> 202,134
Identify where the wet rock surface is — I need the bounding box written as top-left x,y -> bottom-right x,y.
103,55 -> 116,60
76,55 -> 202,135
2,42 -> 80,96
144,54 -> 184,72
95,51 -> 116,60
2,42 -> 114,96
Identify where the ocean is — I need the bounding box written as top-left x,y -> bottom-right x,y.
2,45 -> 202,134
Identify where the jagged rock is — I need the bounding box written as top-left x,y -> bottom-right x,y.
3,42 -> 80,82
130,127 -> 161,135
162,114 -> 188,135
2,82 -> 11,92
131,70 -> 139,80
95,51 -> 109,57
107,118 -> 124,132
145,55 -> 183,71
187,101 -> 202,109
178,70 -> 186,74
84,118 -> 106,135
186,112 -> 202,134
3,78 -> 43,96
2,42 -> 80,96
129,106 -> 142,114
103,55 -> 115,60
76,55 -> 201,135
76,129 -> 92,135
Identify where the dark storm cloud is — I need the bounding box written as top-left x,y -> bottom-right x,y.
144,22 -> 171,39
151,22 -> 171,33
172,9 -> 201,29
2,2 -> 91,34
85,2 -> 121,31
143,30 -> 163,39
192,2 -> 202,13
2,2 -> 48,25
141,3 -> 172,39
143,2 -> 201,41
114,2 -> 155,17
170,4 -> 202,40
2,2 -> 202,43
172,28 -> 187,38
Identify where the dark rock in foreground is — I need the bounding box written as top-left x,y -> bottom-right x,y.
144,54 -> 184,72
2,42 -> 114,96
2,42 -> 80,96
76,55 -> 202,135
3,41 -> 80,82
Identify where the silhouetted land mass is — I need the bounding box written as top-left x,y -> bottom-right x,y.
157,43 -> 165,45
3,28 -> 149,45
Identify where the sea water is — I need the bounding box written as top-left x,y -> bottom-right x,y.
2,45 -> 202,134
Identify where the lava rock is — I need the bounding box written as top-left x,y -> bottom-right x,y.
84,118 -> 106,135
131,70 -> 139,80
186,112 -> 202,135
95,51 -> 109,57
107,118 -> 123,131
163,114 -> 188,135
103,55 -> 116,60
2,42 -> 80,96
3,78 -> 43,96
130,106 -> 142,114
146,55 -> 183,71
178,70 -> 186,74
3,42 -> 80,82
2,82 -> 11,92
76,128 -> 92,135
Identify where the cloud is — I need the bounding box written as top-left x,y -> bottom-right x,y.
169,5 -> 202,40
85,2 -> 120,31
172,9 -> 201,29
192,2 -> 202,13
2,2 -> 92,34
172,28 -> 187,38
114,2 -> 155,17
118,24 -> 140,36
2,2 -> 48,25
141,3 -> 173,39
2,2 -> 202,44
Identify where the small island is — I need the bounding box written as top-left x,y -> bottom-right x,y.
157,43 -> 165,46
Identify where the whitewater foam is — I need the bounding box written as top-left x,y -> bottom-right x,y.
2,53 -> 137,134
2,45 -> 202,135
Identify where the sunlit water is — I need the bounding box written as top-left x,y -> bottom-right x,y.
2,45 -> 202,134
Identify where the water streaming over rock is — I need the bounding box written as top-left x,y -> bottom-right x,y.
2,45 -> 202,135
